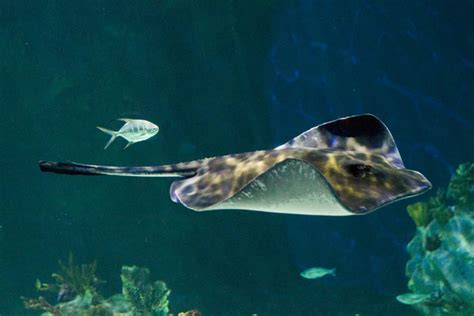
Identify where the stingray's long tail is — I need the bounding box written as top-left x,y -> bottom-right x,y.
39,160 -> 200,178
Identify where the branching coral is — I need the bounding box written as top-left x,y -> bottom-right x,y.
35,252 -> 104,303
22,254 -> 106,315
55,252 -> 104,298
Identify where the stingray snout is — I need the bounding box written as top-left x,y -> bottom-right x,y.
407,169 -> 432,194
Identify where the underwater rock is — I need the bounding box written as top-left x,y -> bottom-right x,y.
404,163 -> 474,315
55,291 -> 111,316
106,294 -> 133,314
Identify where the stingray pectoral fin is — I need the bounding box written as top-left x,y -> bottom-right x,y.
170,158 -> 354,216
277,114 -> 404,168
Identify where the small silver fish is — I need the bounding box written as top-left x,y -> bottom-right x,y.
300,267 -> 336,279
396,293 -> 430,305
97,118 -> 159,150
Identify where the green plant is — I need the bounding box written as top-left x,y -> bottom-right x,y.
121,265 -> 171,315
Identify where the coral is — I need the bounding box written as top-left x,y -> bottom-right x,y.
22,260 -> 187,316
120,265 -> 171,316
35,253 -> 104,303
21,296 -> 61,315
404,163 -> 474,315
407,202 -> 432,227
447,163 -> 474,206
56,291 -> 97,316
175,310 -> 201,316
53,253 -> 104,299
407,190 -> 453,228
424,234 -> 441,251
427,190 -> 453,225
84,304 -> 114,316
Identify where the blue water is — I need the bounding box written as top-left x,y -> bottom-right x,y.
1,1 -> 472,315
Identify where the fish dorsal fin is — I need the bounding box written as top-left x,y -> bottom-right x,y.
117,118 -> 134,123
277,114 -> 404,168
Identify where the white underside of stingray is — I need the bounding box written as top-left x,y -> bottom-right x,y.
199,160 -> 352,215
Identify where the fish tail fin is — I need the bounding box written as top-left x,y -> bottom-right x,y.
330,268 -> 336,276
97,126 -> 118,149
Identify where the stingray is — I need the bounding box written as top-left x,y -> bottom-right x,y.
39,114 -> 431,216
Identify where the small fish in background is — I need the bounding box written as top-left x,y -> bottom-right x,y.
97,118 -> 159,150
396,292 -> 431,305
300,267 -> 336,279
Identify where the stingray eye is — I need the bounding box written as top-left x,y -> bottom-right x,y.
346,163 -> 372,178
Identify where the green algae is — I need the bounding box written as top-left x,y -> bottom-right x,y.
407,189 -> 452,228
121,265 -> 171,316
407,202 -> 433,227
29,253 -> 103,305
447,163 -> 474,206
407,162 -> 474,228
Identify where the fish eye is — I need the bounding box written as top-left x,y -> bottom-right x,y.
345,163 -> 372,178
